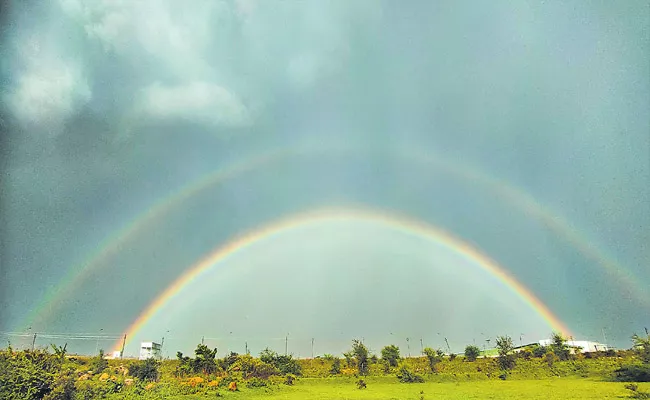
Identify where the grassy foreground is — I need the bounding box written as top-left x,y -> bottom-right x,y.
120,377 -> 649,399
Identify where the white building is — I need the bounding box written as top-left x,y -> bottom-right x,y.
538,339 -> 608,353
139,342 -> 162,360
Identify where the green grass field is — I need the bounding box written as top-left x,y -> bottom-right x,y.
152,377 -> 648,400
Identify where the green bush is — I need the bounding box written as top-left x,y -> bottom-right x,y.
329,358 -> 341,375
396,367 -> 424,383
245,378 -> 268,388
381,345 -> 400,367
259,348 -> 301,375
531,344 -> 547,358
422,348 -> 444,373
128,358 -> 160,381
464,345 -> 480,362
230,354 -> 279,379
90,349 -> 108,374
0,349 -> 64,400
615,364 -> 650,382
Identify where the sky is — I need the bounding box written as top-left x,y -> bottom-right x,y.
1,0 -> 648,357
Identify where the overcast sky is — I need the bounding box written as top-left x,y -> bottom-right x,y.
1,0 -> 648,356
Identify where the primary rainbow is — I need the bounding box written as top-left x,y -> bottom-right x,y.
113,207 -> 572,352
23,142 -> 647,332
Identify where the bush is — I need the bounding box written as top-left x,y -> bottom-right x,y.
464,345 -> 480,362
350,340 -> 369,375
396,367 -> 424,383
259,349 -> 301,376
230,354 -> 279,379
128,358 -> 159,381
356,379 -> 367,389
90,349 -> 108,374
422,348 -> 444,373
245,378 -> 268,388
329,358 -> 341,375
496,336 -> 516,371
625,383 -> 650,399
284,374 -> 296,385
615,364 -> 650,382
0,349 -> 64,400
531,344 -> 547,358
381,345 -> 400,367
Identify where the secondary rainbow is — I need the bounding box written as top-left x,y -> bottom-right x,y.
113,207 -> 572,352
23,142 -> 646,332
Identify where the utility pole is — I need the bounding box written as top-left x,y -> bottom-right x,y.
285,334 -> 288,356
31,333 -> 37,351
201,336 -> 204,345
645,327 -> 648,335
420,338 -> 423,354
602,327 -> 608,345
311,338 -> 314,359
245,342 -> 249,355
120,335 -> 127,359
444,337 -> 451,354
406,337 -> 410,357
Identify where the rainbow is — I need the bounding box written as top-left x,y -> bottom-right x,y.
22,142 -> 647,331
112,207 -> 572,352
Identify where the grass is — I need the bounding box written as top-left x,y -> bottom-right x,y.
113,377 -> 650,399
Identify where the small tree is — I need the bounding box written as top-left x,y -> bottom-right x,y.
422,348 -> 444,373
495,336 -> 515,370
90,349 -> 108,374
632,334 -> 650,364
550,332 -> 570,361
129,358 -> 159,381
531,344 -> 547,358
351,340 -> 369,375
381,345 -> 401,367
329,358 -> 341,375
464,345 -> 480,362
191,344 -> 218,374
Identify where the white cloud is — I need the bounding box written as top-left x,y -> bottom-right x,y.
4,32 -> 91,134
137,81 -> 250,127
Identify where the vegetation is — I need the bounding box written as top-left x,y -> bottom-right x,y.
550,332 -> 571,361
349,340 -> 369,375
128,357 -> 160,381
616,334 -> 650,383
381,345 -> 400,367
396,366 -> 424,383
2,335 -> 650,399
496,335 -> 516,371
464,345 -> 481,362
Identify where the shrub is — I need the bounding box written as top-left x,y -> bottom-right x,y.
284,374 -> 296,385
0,349 -> 64,400
633,334 -> 650,364
615,364 -> 650,382
90,349 -> 108,374
259,348 -> 301,375
422,348 -> 444,373
128,358 -> 159,381
496,336 -> 516,370
625,383 -> 650,399
531,344 -> 547,358
464,345 -> 480,362
356,379 -> 367,389
350,340 -> 369,375
449,353 -> 457,361
329,358 -> 341,375
245,378 -> 268,389
396,367 -> 424,383
550,332 -> 570,361
381,345 -> 400,367
230,354 -> 279,379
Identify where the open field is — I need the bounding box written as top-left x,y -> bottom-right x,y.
115,377 -> 649,400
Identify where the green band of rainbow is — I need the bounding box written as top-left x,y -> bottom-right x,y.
113,207 -> 572,352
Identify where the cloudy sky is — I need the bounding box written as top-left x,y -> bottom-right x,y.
1,0 -> 648,356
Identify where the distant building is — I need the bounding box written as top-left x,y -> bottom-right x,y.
139,342 -> 162,360
538,339 -> 608,353
106,350 -> 122,360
